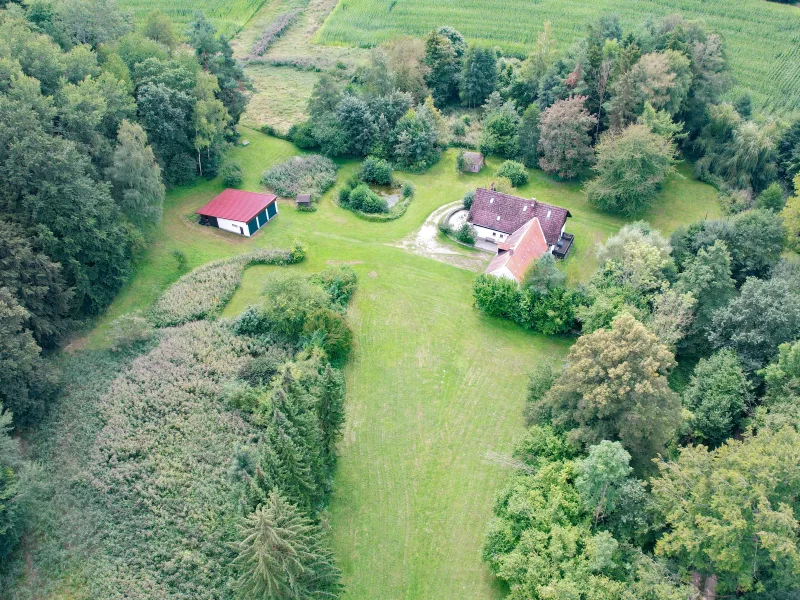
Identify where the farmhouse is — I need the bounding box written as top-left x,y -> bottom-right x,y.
484,217 -> 550,282
468,187 -> 573,257
196,189 -> 278,237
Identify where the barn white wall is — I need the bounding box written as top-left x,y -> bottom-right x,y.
217,217 -> 251,236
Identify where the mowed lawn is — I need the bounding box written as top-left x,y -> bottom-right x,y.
89,128 -> 719,600
316,0 -> 800,117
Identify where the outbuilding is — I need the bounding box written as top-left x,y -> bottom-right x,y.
461,151 -> 485,173
196,189 -> 278,237
296,193 -> 311,207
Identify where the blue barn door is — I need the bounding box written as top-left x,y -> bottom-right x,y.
267,202 -> 277,219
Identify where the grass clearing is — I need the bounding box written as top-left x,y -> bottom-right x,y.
38,127 -> 719,599
316,0 -> 800,118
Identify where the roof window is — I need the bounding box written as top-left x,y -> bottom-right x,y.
496,215 -> 501,221
522,205 -> 527,212
546,209 -> 552,219
489,197 -> 494,204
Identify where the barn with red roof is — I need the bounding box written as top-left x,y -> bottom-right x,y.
196,189 -> 278,237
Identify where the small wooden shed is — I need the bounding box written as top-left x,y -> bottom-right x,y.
296,193 -> 311,206
462,151 -> 485,173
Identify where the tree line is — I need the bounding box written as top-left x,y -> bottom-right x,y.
0,1 -> 249,434
479,209 -> 800,598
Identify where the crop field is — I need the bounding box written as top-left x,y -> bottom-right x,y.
119,0 -> 268,36
316,0 -> 800,117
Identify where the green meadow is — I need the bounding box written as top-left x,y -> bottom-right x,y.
67,128 -> 719,599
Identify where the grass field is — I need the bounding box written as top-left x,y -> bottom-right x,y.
48,128 -> 720,599
315,0 -> 800,117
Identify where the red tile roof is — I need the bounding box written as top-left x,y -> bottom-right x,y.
196,189 -> 277,222
485,218 -> 550,282
468,188 -> 570,246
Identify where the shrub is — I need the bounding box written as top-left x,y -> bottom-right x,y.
462,189 -> 475,209
151,248 -> 304,327
454,222 -> 475,245
756,182 -> 785,211
220,160 -> 244,187
171,249 -> 188,271
452,121 -> 466,137
262,155 -> 337,201
402,182 -> 415,198
473,274 -> 521,319
108,311 -> 155,352
456,150 -> 466,172
303,308 -> 354,363
289,121 -> 318,150
310,265 -> 358,311
237,346 -> 289,386
348,184 -> 388,213
496,160 -> 528,187
359,157 -> 393,186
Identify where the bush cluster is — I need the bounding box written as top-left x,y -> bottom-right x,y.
261,155 -> 337,201
359,157 -> 393,186
338,175 -> 389,214
473,273 -> 584,335
150,246 -> 305,327
221,160 -> 244,187
496,160 -> 529,187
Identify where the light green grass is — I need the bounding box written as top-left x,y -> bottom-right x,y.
240,64 -> 320,133
79,128 -> 719,599
316,0 -> 800,117
119,0 -> 268,36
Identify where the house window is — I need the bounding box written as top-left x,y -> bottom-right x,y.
496,215 -> 501,221
546,209 -> 552,219
522,205 -> 527,212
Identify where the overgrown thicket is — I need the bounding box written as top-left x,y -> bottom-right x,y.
261,154 -> 337,205
0,2 -> 249,432
1,259 -> 358,598
482,208 -> 800,598
150,246 -> 306,327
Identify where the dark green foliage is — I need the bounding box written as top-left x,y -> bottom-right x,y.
479,102 -> 520,158
472,274 -> 521,320
337,95 -> 378,156
221,160 -> 244,187
186,13 -> 249,126
231,491 -> 342,600
671,209 -> 785,284
309,265 -> 358,312
424,31 -> 459,106
517,104 -> 541,167
401,182 -> 415,198
756,182 -> 785,211
391,103 -> 442,171
682,349 -> 749,446
303,308 -> 354,363
674,240 -> 736,356
460,46 -> 497,108
453,222 -> 475,245
778,119 -> 800,186
522,253 -> 565,295
710,262 -> 800,373
587,124 -> 676,216
462,189 -> 474,209
359,156 -> 393,185
237,347 -> 289,387
346,184 -> 389,214
0,402 -> 29,558
523,365 -> 555,426
495,160 -> 528,187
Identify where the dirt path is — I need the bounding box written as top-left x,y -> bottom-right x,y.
394,202 -> 489,272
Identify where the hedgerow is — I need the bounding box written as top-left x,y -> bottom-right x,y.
150,246 -> 305,327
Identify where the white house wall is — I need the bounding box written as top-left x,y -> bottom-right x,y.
217,217 -> 251,237
473,224 -> 509,243
487,265 -> 518,282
